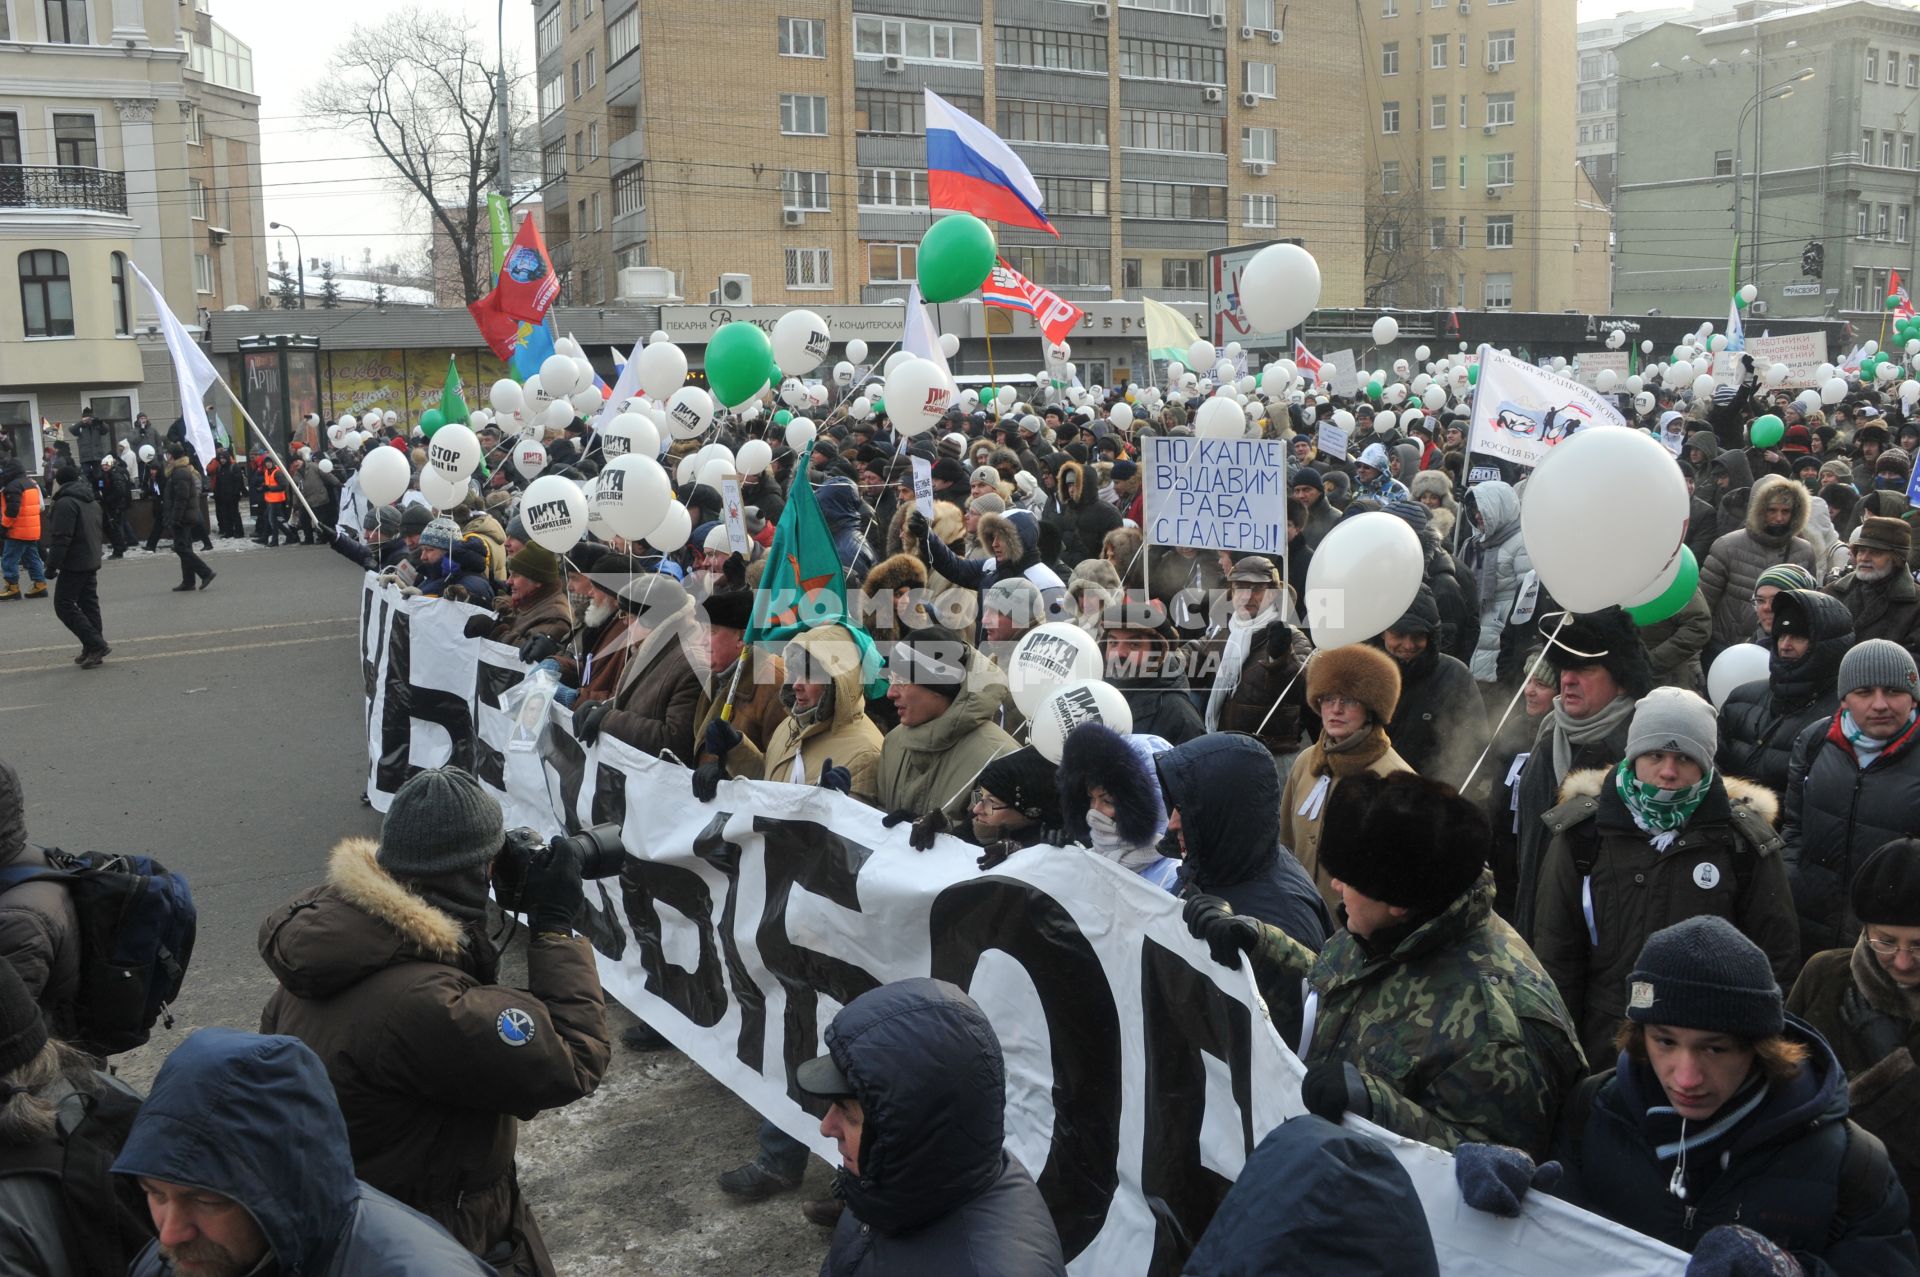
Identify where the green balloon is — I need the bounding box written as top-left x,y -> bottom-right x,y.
1625,547 -> 1700,627
1735,293 -> 1749,310
870,397 -> 884,413
1467,364 -> 1480,386
1750,413 -> 1785,448
916,214 -> 998,303
1891,295 -> 1904,311
773,409 -> 793,426
419,408 -> 445,437
1366,379 -> 1383,400
707,321 -> 775,408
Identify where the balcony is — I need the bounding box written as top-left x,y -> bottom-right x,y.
0,166 -> 129,215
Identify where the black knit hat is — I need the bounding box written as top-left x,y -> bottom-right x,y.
701,587 -> 754,632
0,956 -> 47,1075
1387,583 -> 1441,637
888,626 -> 970,700
1852,838 -> 1920,927
400,503 -> 434,535
377,767 -> 505,881
1317,772 -> 1486,912
978,747 -> 1061,828
1540,606 -> 1654,698
1626,916 -> 1783,1039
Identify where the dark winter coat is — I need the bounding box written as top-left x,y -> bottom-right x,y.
1381,642 -> 1488,789
1511,705 -> 1635,942
1107,641 -> 1207,747
1718,590 -> 1853,792
1828,568 -> 1920,661
1484,705 -> 1552,923
491,584 -> 574,648
1701,475 -> 1819,651
1784,710 -> 1920,964
1461,481 -> 1529,682
162,461 -> 204,533
599,598 -> 704,761
1639,589 -> 1714,695
1534,769 -> 1801,1064
816,477 -> 875,588
819,980 -> 1065,1277
1422,539 -> 1481,667
0,762 -> 79,1039
1042,460 -> 1121,567
1207,618 -> 1314,754
259,840 -> 610,1274
0,1067 -> 146,1276
44,481 -> 101,573
1551,1020 -> 1917,1277
98,463 -> 131,513
118,1027 -> 497,1277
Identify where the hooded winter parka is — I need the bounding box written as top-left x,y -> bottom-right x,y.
1701,474 -> 1819,651
720,623 -> 885,801
1718,589 -> 1854,791
873,651 -> 1019,819
1462,482 -> 1530,682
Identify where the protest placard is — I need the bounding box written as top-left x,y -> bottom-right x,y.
1142,435 -> 1290,553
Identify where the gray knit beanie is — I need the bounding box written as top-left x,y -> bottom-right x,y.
1625,687 -> 1718,775
969,492 -> 1006,516
1838,638 -> 1920,699
378,767 -> 504,880
420,516 -> 460,552
1627,916 -> 1783,1039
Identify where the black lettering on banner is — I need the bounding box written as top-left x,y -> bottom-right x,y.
620,818 -> 729,1028
578,759 -> 630,960
377,609 -> 479,791
1136,937 -> 1255,1275
754,819 -> 882,1103
471,658 -> 526,790
929,878 -> 1121,1261
686,813 -> 764,1071
362,587 -> 388,739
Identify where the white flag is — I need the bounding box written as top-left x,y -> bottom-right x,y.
902,283 -> 950,380
129,262 -> 218,466
1466,344 -> 1627,471
594,334 -> 645,433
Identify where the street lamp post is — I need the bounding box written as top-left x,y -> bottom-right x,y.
269,220 -> 305,309
496,0 -> 510,283
1732,68 -> 1815,294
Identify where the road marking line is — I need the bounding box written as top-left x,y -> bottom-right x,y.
12,619 -> 355,656
10,634 -> 347,674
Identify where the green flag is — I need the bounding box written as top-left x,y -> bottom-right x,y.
487,194 -> 513,281
439,355 -> 470,426
745,455 -> 884,695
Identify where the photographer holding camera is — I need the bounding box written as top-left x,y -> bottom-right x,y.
257,767 -> 611,1277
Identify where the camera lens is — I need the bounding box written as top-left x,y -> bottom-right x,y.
560,823 -> 627,879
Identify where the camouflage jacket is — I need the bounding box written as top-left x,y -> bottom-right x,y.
1250,871 -> 1587,1158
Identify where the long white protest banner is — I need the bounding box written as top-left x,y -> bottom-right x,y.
1466,343 -> 1629,471
1140,435 -> 1291,554
357,579 -> 1685,1276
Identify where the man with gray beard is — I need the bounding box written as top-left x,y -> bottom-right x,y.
1827,516 -> 1920,660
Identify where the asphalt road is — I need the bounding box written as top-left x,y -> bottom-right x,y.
4,537 -> 830,1276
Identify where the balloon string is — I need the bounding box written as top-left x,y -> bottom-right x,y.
936,718 -> 1031,818
1254,648 -> 1315,738
1457,611 -> 1569,793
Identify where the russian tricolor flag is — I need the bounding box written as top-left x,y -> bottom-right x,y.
925,89 -> 1058,237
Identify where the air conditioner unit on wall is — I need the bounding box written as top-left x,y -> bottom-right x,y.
1487,61 -> 1501,74
1248,161 -> 1270,176
1269,27 -> 1283,43
783,209 -> 806,226
1203,86 -> 1225,103
1750,299 -> 1769,315
1486,185 -> 1502,199
1209,12 -> 1227,29
1241,92 -> 1259,107
883,54 -> 903,73
1092,1 -> 1109,17
1484,124 -> 1497,135
718,273 -> 753,304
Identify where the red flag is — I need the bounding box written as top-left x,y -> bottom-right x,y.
467,289 -> 521,360
1895,270 -> 1915,319
494,216 -> 559,324
1293,338 -> 1326,383
981,258 -> 1084,346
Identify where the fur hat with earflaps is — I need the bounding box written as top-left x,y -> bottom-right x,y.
1306,644 -> 1402,725
1538,606 -> 1654,698
1317,771 -> 1488,912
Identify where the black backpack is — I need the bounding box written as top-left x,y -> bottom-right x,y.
0,1069 -> 153,1274
0,849 -> 196,1056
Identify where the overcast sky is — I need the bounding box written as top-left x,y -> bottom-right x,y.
242,0 -> 1682,273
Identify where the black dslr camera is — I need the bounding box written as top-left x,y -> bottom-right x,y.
493,823 -> 627,914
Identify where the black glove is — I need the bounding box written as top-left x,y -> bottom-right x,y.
519,633 -> 562,665
909,809 -> 948,852
721,551 -> 747,589
42,568 -> 56,581
906,511 -> 929,549
520,841 -> 585,935
691,759 -> 726,803
703,717 -> 743,760
1300,1060 -> 1372,1125
573,700 -> 611,744
817,758 -> 851,795
1454,1144 -> 1563,1218
1263,621 -> 1296,663
881,810 -> 919,828
463,614 -> 496,641
977,839 -> 1021,872
1686,1226 -> 1803,1277
1182,894 -> 1263,969
441,583 -> 471,604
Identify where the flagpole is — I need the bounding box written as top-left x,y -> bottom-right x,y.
216,382 -> 320,526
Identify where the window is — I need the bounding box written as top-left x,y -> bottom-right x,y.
1876,268 -> 1892,306
43,0 -> 87,43
583,0 -> 592,17
1854,268 -> 1871,311
868,243 -> 917,282
1381,160 -> 1400,194
537,7 -> 561,55
182,103 -> 201,146
852,15 -> 981,65
1486,92 -> 1515,127
1244,62 -> 1275,97
571,61 -> 581,99
1484,271 -> 1513,309
1904,135 -> 1915,168
1487,30 -> 1515,65
1119,36 -> 1219,81
857,167 -> 927,208
1579,86 -> 1604,113
1243,193 -> 1277,227
194,253 -> 213,294
787,243 -> 833,286
572,131 -> 584,168
1864,129 -> 1878,163
1879,204 -> 1892,239
1867,49 -> 1879,82
1885,132 -> 1897,167
780,94 -> 829,136
1121,181 -> 1226,220
20,251 -> 72,337
782,170 -> 829,211
1002,245 -> 1107,286
1034,176 -> 1107,215
1459,93 -> 1468,127
1888,52 -> 1899,83
1381,101 -> 1400,134
1580,54 -> 1605,81
1459,154 -> 1467,186
1247,0 -> 1277,25
542,139 -> 565,181
540,76 -> 563,118
1901,206 -> 1912,243
1382,42 -> 1399,75
1118,0 -> 1215,14
1909,55 -> 1919,87
1430,35 -> 1447,70
185,178 -> 208,221
53,113 -> 95,168
1119,108 -> 1223,154
568,0 -> 577,27
0,114 -> 16,165
1122,258 -> 1141,290
1162,258 -> 1204,289
854,89 -> 978,136
1431,154 -> 1447,188
1431,95 -> 1446,129
1486,214 -> 1514,248
1458,215 -> 1467,246
1001,99 -> 1107,146
779,17 -> 825,57
1459,33 -> 1468,66
1486,152 -> 1515,186
586,49 -> 596,89
610,105 -> 636,139
109,252 -> 128,336
1242,126 -> 1275,163
610,8 -> 639,62
1429,217 -> 1447,248
1713,149 -> 1733,177
1002,26 -> 1107,72
1382,0 -> 1398,15
614,165 -> 644,216
591,192 -> 603,231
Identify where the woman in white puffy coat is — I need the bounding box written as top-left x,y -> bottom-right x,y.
1461,480 -> 1530,683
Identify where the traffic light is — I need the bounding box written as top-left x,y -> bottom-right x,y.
1802,240 -> 1825,278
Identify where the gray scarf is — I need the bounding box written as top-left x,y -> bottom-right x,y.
1547,693 -> 1636,784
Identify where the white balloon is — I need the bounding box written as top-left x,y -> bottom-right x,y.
806,383 -> 830,408
596,454 -> 672,540
1878,361 -> 1901,383
601,413 -> 641,459
555,336 -> 583,359
1194,397 -> 1246,439
520,473 -> 590,554
1634,391 -> 1656,415
1691,373 -> 1717,400
1029,679 -> 1134,765
939,332 -> 961,359
885,358 -> 954,437
543,399 -> 576,430
1372,316 -> 1399,346
883,350 -> 914,377
1375,409 -> 1398,432
637,341 -> 689,399
1521,427 -> 1689,613
338,413 -> 359,432
697,459 -> 732,491
833,360 -> 855,385
666,387 -> 715,439
1626,376 -> 1643,394
1168,361 -> 1187,381
1709,335 -> 1729,353
318,458 -> 334,474
736,439 -> 773,476
1903,380 -> 1920,405
772,309 -> 831,376
1301,513 -> 1424,648
1239,243 -> 1322,334
1187,339 -> 1216,370
1595,369 -> 1618,393
540,354 -> 581,398
573,357 -> 598,393
649,330 -> 670,345
1765,363 -> 1789,387
785,418 -> 818,451
327,423 -> 346,447
418,469 -> 466,511
1707,644 -> 1771,710
512,438 -> 547,478
1865,341 -> 1881,357
1332,409 -> 1356,431
523,375 -> 550,410
846,339 -> 869,365
1821,377 -> 1848,405
646,500 -> 692,552
426,423 -> 480,483
1422,384 -> 1447,410
850,397 -> 873,421
357,445 -> 411,506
